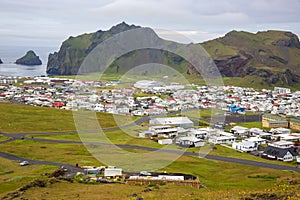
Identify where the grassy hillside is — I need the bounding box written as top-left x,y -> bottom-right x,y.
0,153 -> 299,199
0,103 -> 137,133
47,22 -> 300,89
0,104 -> 300,199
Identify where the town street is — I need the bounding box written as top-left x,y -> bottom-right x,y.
1,132 -> 299,173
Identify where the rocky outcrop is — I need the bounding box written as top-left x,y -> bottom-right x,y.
46,23 -> 300,87
0,58 -> 3,64
46,22 -> 141,75
16,50 -> 42,66
201,30 -> 300,86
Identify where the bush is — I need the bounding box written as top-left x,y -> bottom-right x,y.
248,175 -> 280,179
159,182 -> 166,186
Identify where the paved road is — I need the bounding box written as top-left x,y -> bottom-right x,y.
1,110 -> 298,173
0,151 -> 81,173
1,134 -> 299,172
0,109 -> 261,136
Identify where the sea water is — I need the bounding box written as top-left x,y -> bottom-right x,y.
0,46 -> 57,77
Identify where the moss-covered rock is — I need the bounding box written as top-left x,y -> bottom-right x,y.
16,50 -> 42,66
46,23 -> 300,88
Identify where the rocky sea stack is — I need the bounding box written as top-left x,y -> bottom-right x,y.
0,58 -> 3,64
16,50 -> 42,66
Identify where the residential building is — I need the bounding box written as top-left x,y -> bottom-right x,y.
149,117 -> 194,128
262,114 -> 288,128
270,127 -> 291,135
208,135 -> 236,144
104,167 -> 122,177
271,133 -> 300,141
290,118 -> 300,130
269,140 -> 294,148
158,139 -> 173,145
244,136 -> 266,145
175,136 -> 205,147
149,125 -> 178,138
274,87 -> 291,94
230,126 -> 249,137
232,141 -> 257,152
262,146 -> 298,162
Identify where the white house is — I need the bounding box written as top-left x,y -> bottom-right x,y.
138,130 -> 154,138
208,135 -> 236,145
268,140 -> 294,148
274,87 -> 291,94
271,133 -> 300,141
128,175 -> 184,181
104,167 -> 122,177
232,141 -> 257,152
270,127 -> 291,135
93,103 -> 105,112
187,129 -> 208,139
149,117 -> 194,128
249,128 -> 265,136
230,126 -> 249,137
158,139 -> 173,145
175,136 -> 205,147
149,125 -> 178,138
244,136 -> 266,145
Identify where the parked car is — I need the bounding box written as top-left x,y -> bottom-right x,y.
140,171 -> 151,176
20,161 -> 29,166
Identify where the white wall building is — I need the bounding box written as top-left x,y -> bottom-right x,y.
150,117 -> 194,128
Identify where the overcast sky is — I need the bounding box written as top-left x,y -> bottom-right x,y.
1,0 -> 300,48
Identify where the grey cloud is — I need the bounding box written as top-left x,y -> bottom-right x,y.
0,0 -> 299,46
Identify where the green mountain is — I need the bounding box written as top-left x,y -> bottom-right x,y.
16,50 -> 42,66
47,22 -> 300,88
201,30 -> 300,87
47,22 -> 141,75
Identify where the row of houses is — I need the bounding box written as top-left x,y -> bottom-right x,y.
230,125 -> 300,162
2,76 -> 300,119
138,115 -> 299,162
139,116 -> 238,147
79,165 -> 200,188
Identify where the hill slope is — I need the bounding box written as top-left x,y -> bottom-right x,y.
201,30 -> 300,86
47,22 -> 141,75
47,22 -> 300,88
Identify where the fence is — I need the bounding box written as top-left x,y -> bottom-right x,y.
126,178 -> 201,189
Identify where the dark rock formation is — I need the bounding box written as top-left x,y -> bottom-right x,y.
16,50 -> 42,66
0,58 -> 2,64
46,22 -> 300,87
47,22 -> 141,75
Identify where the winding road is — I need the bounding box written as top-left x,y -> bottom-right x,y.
1,131 -> 299,173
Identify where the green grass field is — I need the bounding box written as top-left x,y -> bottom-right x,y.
228,121 -> 264,129
1,103 -> 300,199
0,157 -> 57,194
0,135 -> 10,142
0,154 -> 299,199
0,103 -> 138,133
182,109 -> 224,119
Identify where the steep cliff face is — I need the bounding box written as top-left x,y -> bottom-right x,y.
201,30 -> 300,85
16,50 -> 42,66
46,22 -> 141,75
46,23 -> 300,87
